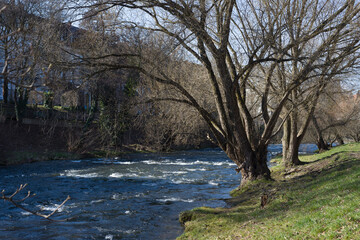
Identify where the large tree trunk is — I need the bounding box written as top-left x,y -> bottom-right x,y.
2,49 -> 9,104
282,111 -> 303,167
312,116 -> 329,152
335,131 -> 344,145
316,137 -> 329,152
14,87 -> 28,124
283,139 -> 302,167
283,89 -> 320,167
14,88 -> 21,123
226,143 -> 271,186
3,75 -> 8,104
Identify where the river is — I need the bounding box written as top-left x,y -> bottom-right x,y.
0,144 -> 317,240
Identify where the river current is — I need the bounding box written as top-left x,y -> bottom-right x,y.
0,144 -> 317,240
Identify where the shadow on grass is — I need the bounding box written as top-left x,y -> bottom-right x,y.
184,155 -> 360,227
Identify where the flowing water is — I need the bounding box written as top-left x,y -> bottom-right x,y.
0,144 -> 317,240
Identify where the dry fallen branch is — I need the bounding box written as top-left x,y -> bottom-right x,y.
1,184 -> 71,221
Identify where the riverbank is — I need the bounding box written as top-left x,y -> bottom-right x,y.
178,143 -> 360,239
1,150 -> 82,165
0,146 -> 153,166
0,121 -> 157,166
0,121 -> 208,165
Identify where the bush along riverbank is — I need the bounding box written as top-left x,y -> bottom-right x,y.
0,147 -> 149,166
178,143 -> 360,239
0,150 -> 82,166
0,121 -> 208,166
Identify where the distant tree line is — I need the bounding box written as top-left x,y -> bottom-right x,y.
0,0 -> 214,153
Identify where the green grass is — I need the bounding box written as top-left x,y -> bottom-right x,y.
299,143 -> 360,162
178,143 -> 360,239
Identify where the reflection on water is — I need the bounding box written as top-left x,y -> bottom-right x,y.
0,144 -> 317,240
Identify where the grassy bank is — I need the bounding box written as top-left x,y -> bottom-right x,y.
178,143 -> 360,239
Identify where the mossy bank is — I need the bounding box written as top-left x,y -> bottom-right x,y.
178,143 -> 360,239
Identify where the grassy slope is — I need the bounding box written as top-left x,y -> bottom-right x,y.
178,143 -> 360,240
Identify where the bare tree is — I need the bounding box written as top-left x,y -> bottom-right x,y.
338,91 -> 360,142
243,0 -> 360,167
309,85 -> 359,151
0,1 -> 57,122
54,0 -> 360,185
137,59 -> 214,151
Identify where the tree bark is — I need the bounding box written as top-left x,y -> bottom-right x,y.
14,88 -> 21,123
2,49 -> 9,104
2,75 -> 8,104
335,132 -> 344,145
283,87 -> 321,167
14,87 -> 28,124
312,116 -> 329,152
283,140 -> 302,167
226,142 -> 271,186
317,137 -> 329,152
282,109 -> 303,167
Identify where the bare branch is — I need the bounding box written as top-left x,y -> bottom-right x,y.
1,184 -> 70,222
